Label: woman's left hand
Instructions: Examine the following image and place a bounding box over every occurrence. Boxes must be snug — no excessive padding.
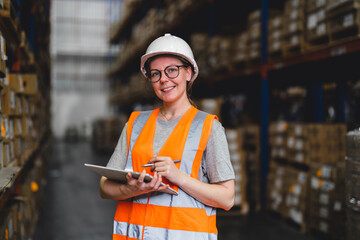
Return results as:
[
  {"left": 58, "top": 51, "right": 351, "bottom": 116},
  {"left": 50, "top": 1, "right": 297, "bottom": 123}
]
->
[{"left": 148, "top": 156, "right": 184, "bottom": 185}]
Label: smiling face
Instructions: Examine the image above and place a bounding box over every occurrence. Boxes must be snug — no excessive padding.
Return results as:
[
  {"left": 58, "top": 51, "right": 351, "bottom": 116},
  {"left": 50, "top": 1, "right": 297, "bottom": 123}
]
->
[{"left": 149, "top": 56, "right": 192, "bottom": 106}]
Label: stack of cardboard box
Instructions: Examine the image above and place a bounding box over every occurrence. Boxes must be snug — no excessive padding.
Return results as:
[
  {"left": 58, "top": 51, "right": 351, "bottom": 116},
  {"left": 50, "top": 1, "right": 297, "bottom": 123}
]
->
[
  {"left": 306, "top": 0, "right": 329, "bottom": 47},
  {"left": 247, "top": 10, "right": 262, "bottom": 64},
  {"left": 197, "top": 98, "right": 223, "bottom": 122},
  {"left": 282, "top": 166, "right": 309, "bottom": 230},
  {"left": 306, "top": 124, "right": 347, "bottom": 164},
  {"left": 243, "top": 124, "right": 261, "bottom": 211},
  {"left": 269, "top": 121, "right": 288, "bottom": 160},
  {"left": 4, "top": 73, "right": 39, "bottom": 166},
  {"left": 286, "top": 123, "right": 311, "bottom": 165},
  {"left": 225, "top": 128, "right": 248, "bottom": 213},
  {"left": 91, "top": 115, "right": 127, "bottom": 153},
  {"left": 190, "top": 33, "right": 211, "bottom": 76},
  {"left": 268, "top": 14, "right": 284, "bottom": 60},
  {"left": 267, "top": 121, "right": 347, "bottom": 236},
  {"left": 327, "top": 0, "right": 360, "bottom": 40},
  {"left": 266, "top": 161, "right": 287, "bottom": 213},
  {"left": 282, "top": 0, "right": 306, "bottom": 56},
  {"left": 345, "top": 128, "right": 360, "bottom": 240},
  {"left": 308, "top": 162, "right": 345, "bottom": 238},
  {"left": 233, "top": 32, "right": 249, "bottom": 69},
  {"left": 0, "top": 201, "right": 18, "bottom": 239}
]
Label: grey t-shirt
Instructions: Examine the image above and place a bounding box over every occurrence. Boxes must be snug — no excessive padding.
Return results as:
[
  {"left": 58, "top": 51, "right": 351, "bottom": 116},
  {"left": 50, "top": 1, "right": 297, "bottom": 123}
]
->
[{"left": 107, "top": 116, "right": 235, "bottom": 183}]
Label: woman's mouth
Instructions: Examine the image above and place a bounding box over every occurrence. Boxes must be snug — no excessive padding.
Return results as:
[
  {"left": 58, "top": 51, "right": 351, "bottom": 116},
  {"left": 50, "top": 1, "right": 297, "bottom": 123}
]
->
[{"left": 161, "top": 86, "right": 175, "bottom": 92}]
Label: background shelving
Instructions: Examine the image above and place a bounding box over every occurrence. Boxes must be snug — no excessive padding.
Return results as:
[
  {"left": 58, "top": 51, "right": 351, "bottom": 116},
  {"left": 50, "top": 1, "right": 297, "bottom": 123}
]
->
[
  {"left": 0, "top": 0, "right": 51, "bottom": 238},
  {"left": 97, "top": 0, "right": 360, "bottom": 239}
]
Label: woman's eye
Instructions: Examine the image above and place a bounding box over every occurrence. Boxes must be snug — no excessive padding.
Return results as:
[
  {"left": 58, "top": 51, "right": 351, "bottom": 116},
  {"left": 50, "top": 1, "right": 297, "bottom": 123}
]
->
[
  {"left": 167, "top": 67, "right": 177, "bottom": 73},
  {"left": 151, "top": 71, "right": 160, "bottom": 78}
]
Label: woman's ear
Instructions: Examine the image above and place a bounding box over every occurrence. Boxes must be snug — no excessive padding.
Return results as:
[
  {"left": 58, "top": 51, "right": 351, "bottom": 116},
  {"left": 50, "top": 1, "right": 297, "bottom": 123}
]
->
[{"left": 186, "top": 67, "right": 192, "bottom": 82}]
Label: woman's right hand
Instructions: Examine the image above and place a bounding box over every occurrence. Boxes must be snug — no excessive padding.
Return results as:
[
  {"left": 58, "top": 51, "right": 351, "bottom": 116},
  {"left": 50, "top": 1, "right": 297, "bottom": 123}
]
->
[
  {"left": 100, "top": 171, "right": 169, "bottom": 200},
  {"left": 126, "top": 170, "right": 168, "bottom": 195}
]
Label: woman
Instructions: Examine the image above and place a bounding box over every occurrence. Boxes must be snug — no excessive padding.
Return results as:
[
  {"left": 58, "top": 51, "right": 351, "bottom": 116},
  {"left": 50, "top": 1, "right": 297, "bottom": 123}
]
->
[{"left": 100, "top": 33, "right": 235, "bottom": 240}]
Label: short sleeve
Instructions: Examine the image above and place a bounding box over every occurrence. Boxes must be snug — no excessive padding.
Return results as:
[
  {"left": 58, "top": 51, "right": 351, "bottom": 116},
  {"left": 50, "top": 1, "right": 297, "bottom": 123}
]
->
[
  {"left": 203, "top": 119, "right": 235, "bottom": 183},
  {"left": 106, "top": 123, "right": 128, "bottom": 170}
]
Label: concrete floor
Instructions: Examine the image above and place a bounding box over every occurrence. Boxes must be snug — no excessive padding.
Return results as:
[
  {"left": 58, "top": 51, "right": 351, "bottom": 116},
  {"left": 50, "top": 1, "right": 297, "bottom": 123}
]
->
[{"left": 33, "top": 140, "right": 318, "bottom": 240}]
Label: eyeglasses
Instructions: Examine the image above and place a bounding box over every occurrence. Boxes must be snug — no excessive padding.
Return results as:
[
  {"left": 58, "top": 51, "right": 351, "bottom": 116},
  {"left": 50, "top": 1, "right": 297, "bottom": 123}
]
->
[{"left": 147, "top": 65, "right": 187, "bottom": 83}]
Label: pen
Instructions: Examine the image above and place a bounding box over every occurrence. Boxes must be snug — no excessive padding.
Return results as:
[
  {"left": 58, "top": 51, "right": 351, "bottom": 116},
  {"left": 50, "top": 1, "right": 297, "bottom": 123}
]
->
[{"left": 141, "top": 159, "right": 181, "bottom": 167}]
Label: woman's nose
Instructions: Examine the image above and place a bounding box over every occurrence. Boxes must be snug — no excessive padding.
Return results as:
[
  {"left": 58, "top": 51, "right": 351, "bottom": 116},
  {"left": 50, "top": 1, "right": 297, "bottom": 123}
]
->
[{"left": 159, "top": 71, "right": 169, "bottom": 82}]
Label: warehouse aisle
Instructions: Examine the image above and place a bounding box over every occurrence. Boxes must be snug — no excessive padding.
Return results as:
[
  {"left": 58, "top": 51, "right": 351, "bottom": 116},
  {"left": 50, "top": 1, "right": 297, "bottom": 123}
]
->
[
  {"left": 33, "top": 140, "right": 317, "bottom": 240},
  {"left": 33, "top": 140, "right": 116, "bottom": 240}
]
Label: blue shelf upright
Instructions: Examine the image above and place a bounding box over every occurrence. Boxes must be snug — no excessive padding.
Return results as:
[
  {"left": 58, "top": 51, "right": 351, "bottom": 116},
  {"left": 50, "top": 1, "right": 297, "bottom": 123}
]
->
[{"left": 260, "top": 0, "right": 269, "bottom": 208}]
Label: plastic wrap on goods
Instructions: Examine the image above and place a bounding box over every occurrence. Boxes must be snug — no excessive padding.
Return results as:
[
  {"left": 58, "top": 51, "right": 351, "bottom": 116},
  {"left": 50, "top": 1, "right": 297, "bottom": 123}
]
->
[
  {"left": 346, "top": 128, "right": 360, "bottom": 212},
  {"left": 346, "top": 128, "right": 360, "bottom": 159}
]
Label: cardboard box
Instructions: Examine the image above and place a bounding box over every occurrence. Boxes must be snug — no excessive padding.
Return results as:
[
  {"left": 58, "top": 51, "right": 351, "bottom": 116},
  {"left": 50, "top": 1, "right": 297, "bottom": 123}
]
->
[
  {"left": 21, "top": 74, "right": 38, "bottom": 95},
  {"left": 308, "top": 199, "right": 344, "bottom": 219},
  {"left": 307, "top": 0, "right": 327, "bottom": 12},
  {"left": 14, "top": 136, "right": 24, "bottom": 157},
  {"left": 310, "top": 162, "right": 345, "bottom": 181},
  {"left": 21, "top": 96, "right": 29, "bottom": 115},
  {"left": 308, "top": 216, "right": 345, "bottom": 238},
  {"left": 197, "top": 98, "right": 223, "bottom": 121},
  {"left": 306, "top": 9, "right": 328, "bottom": 41},
  {"left": 8, "top": 73, "right": 24, "bottom": 93},
  {"left": 21, "top": 116, "right": 30, "bottom": 138},
  {"left": 1, "top": 86, "right": 16, "bottom": 115},
  {"left": 15, "top": 199, "right": 33, "bottom": 240},
  {"left": 282, "top": 206, "right": 306, "bottom": 226},
  {"left": 346, "top": 208, "right": 360, "bottom": 240},
  {"left": 0, "top": 141, "right": 3, "bottom": 169},
  {"left": 2, "top": 140, "right": 11, "bottom": 167},
  {"left": 0, "top": 203, "right": 18, "bottom": 240},
  {"left": 269, "top": 121, "right": 288, "bottom": 135},
  {"left": 13, "top": 117, "right": 22, "bottom": 137}
]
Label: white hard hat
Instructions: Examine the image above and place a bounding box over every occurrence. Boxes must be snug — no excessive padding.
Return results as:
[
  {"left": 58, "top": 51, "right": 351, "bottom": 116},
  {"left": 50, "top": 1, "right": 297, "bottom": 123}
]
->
[{"left": 140, "top": 33, "right": 199, "bottom": 81}]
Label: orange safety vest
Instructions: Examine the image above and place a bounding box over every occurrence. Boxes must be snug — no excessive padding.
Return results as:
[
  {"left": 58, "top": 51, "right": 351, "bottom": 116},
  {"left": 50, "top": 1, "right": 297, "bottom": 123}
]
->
[{"left": 113, "top": 106, "right": 218, "bottom": 240}]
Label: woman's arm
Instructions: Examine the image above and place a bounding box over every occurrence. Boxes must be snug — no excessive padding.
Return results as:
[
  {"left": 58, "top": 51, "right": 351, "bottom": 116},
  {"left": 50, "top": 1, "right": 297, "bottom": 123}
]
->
[
  {"left": 99, "top": 170, "right": 169, "bottom": 200},
  {"left": 178, "top": 172, "right": 235, "bottom": 210},
  {"left": 148, "top": 156, "right": 235, "bottom": 210}
]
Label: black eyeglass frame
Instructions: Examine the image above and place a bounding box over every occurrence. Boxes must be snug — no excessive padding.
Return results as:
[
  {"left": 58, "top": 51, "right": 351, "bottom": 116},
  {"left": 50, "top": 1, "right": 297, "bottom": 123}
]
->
[{"left": 147, "top": 65, "right": 188, "bottom": 83}]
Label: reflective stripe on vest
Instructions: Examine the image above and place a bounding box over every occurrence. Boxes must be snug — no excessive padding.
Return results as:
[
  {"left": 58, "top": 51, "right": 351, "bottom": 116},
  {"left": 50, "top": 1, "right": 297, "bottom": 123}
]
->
[{"left": 114, "top": 106, "right": 218, "bottom": 240}]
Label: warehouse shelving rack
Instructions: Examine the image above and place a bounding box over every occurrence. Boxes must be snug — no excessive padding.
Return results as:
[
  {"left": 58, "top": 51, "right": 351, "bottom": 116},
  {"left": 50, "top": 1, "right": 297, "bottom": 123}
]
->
[
  {"left": 108, "top": 0, "right": 208, "bottom": 78},
  {"left": 108, "top": 0, "right": 358, "bottom": 217},
  {"left": 0, "top": 0, "right": 52, "bottom": 237}
]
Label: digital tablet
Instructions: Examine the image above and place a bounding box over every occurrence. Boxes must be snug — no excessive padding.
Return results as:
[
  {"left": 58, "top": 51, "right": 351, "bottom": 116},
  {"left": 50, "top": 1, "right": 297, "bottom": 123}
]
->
[{"left": 84, "top": 163, "right": 178, "bottom": 195}]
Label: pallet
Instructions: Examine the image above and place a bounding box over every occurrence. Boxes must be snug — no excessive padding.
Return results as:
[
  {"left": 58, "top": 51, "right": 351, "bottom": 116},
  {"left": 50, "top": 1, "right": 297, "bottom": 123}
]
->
[
  {"left": 330, "top": 25, "right": 360, "bottom": 41},
  {"left": 327, "top": 2, "right": 360, "bottom": 39},
  {"left": 306, "top": 20, "right": 331, "bottom": 48},
  {"left": 0, "top": 0, "right": 11, "bottom": 18},
  {"left": 308, "top": 228, "right": 346, "bottom": 240},
  {"left": 306, "top": 0, "right": 327, "bottom": 13},
  {"left": 327, "top": 0, "right": 360, "bottom": 13},
  {"left": 268, "top": 45, "right": 283, "bottom": 62},
  {"left": 249, "top": 200, "right": 262, "bottom": 212},
  {"left": 284, "top": 217, "right": 308, "bottom": 233},
  {"left": 218, "top": 202, "right": 249, "bottom": 216},
  {"left": 282, "top": 33, "right": 307, "bottom": 58},
  {"left": 265, "top": 210, "right": 308, "bottom": 234}
]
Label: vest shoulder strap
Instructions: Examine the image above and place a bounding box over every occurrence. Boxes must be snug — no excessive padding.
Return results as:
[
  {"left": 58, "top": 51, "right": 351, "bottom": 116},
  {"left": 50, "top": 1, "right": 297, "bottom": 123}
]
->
[
  {"left": 126, "top": 111, "right": 141, "bottom": 156},
  {"left": 190, "top": 112, "right": 218, "bottom": 179},
  {"left": 126, "top": 110, "right": 154, "bottom": 156}
]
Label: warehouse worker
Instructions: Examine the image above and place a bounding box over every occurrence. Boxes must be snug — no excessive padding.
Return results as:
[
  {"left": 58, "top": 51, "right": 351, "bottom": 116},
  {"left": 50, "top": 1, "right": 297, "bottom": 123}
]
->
[{"left": 99, "top": 33, "right": 235, "bottom": 240}]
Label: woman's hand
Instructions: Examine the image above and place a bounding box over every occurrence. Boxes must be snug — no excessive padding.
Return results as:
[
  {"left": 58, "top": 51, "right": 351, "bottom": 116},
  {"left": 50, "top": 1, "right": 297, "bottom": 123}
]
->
[
  {"left": 148, "top": 156, "right": 184, "bottom": 185},
  {"left": 126, "top": 170, "right": 168, "bottom": 195}
]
